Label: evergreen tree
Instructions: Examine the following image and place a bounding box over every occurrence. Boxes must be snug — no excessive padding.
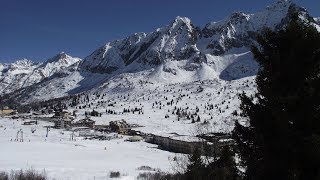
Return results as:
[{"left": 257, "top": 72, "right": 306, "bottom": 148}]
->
[
  {"left": 197, "top": 116, "right": 201, "bottom": 122},
  {"left": 185, "top": 149, "right": 206, "bottom": 180},
  {"left": 184, "top": 146, "right": 239, "bottom": 180},
  {"left": 232, "top": 16, "right": 320, "bottom": 180},
  {"left": 209, "top": 146, "right": 239, "bottom": 180}
]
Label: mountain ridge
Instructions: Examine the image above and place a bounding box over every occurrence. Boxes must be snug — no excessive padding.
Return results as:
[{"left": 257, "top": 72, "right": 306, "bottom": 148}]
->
[
  {"left": 1, "top": 0, "right": 319, "bottom": 104},
  {"left": 0, "top": 53, "right": 81, "bottom": 95}
]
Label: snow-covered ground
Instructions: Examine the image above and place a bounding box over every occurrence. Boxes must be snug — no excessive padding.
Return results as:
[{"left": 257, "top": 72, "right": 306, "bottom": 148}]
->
[
  {"left": 0, "top": 74, "right": 255, "bottom": 179},
  {"left": 0, "top": 118, "right": 177, "bottom": 180}
]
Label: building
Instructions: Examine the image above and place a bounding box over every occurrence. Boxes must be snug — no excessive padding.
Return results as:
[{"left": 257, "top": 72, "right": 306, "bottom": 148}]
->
[
  {"left": 146, "top": 134, "right": 214, "bottom": 155},
  {"left": 127, "top": 136, "right": 143, "bottom": 142},
  {"left": 54, "top": 111, "right": 70, "bottom": 118},
  {"left": 54, "top": 118, "right": 72, "bottom": 129},
  {"left": 72, "top": 118, "right": 95, "bottom": 128},
  {"left": 145, "top": 133, "right": 234, "bottom": 155},
  {"left": 109, "top": 120, "right": 131, "bottom": 134},
  {"left": 41, "top": 109, "right": 54, "bottom": 114},
  {"left": 0, "top": 107, "right": 16, "bottom": 115},
  {"left": 23, "top": 121, "right": 37, "bottom": 125}
]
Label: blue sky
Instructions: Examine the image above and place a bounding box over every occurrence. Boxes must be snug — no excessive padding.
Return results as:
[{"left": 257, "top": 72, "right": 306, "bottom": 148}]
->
[{"left": 0, "top": 0, "right": 319, "bottom": 63}]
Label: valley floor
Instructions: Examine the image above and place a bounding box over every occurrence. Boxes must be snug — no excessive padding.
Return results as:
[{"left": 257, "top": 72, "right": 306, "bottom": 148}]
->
[{"left": 0, "top": 118, "right": 176, "bottom": 180}]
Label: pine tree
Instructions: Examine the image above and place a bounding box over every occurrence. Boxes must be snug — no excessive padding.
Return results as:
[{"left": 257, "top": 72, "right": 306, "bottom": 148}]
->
[
  {"left": 185, "top": 148, "right": 205, "bottom": 180},
  {"left": 197, "top": 116, "right": 201, "bottom": 122},
  {"left": 232, "top": 16, "right": 320, "bottom": 180},
  {"left": 209, "top": 146, "right": 239, "bottom": 180}
]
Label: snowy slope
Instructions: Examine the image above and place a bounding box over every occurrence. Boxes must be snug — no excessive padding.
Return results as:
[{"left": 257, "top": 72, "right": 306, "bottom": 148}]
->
[
  {"left": 80, "top": 16, "right": 200, "bottom": 74},
  {"left": 0, "top": 59, "right": 38, "bottom": 94},
  {"left": 0, "top": 53, "right": 81, "bottom": 94},
  {"left": 79, "top": 0, "right": 298, "bottom": 76},
  {"left": 199, "top": 0, "right": 309, "bottom": 55}
]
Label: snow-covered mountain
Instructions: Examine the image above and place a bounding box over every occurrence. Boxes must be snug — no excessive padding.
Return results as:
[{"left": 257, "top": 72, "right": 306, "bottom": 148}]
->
[
  {"left": 80, "top": 0, "right": 314, "bottom": 78},
  {"left": 81, "top": 16, "right": 201, "bottom": 74},
  {"left": 1, "top": 0, "right": 318, "bottom": 104},
  {"left": 0, "top": 52, "right": 81, "bottom": 94}
]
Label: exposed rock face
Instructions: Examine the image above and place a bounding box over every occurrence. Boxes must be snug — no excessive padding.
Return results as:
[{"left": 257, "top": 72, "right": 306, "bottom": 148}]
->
[
  {"left": 2, "top": 0, "right": 319, "bottom": 104},
  {"left": 80, "top": 1, "right": 312, "bottom": 75},
  {"left": 80, "top": 16, "right": 201, "bottom": 74},
  {"left": 0, "top": 53, "right": 81, "bottom": 94}
]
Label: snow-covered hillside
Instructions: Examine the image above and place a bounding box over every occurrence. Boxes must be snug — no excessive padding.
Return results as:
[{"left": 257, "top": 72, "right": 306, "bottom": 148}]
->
[{"left": 0, "top": 52, "right": 81, "bottom": 94}]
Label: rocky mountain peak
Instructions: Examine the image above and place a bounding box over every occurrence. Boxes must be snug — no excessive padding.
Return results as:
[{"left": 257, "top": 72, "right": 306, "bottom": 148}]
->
[
  {"left": 266, "top": 0, "right": 293, "bottom": 11},
  {"left": 1, "top": 1, "right": 318, "bottom": 103},
  {"left": 12, "top": 59, "right": 34, "bottom": 67},
  {"left": 172, "top": 16, "right": 192, "bottom": 26},
  {"left": 46, "top": 52, "right": 73, "bottom": 63},
  {"left": 169, "top": 16, "right": 194, "bottom": 33},
  {"left": 57, "top": 52, "right": 68, "bottom": 59},
  {"left": 228, "top": 12, "right": 250, "bottom": 22}
]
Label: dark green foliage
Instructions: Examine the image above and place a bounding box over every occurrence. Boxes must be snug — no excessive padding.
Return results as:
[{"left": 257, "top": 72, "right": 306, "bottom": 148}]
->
[
  {"left": 208, "top": 147, "right": 239, "bottom": 180},
  {"left": 137, "top": 171, "right": 183, "bottom": 180},
  {"left": 141, "top": 146, "right": 239, "bottom": 180},
  {"left": 90, "top": 109, "right": 101, "bottom": 116},
  {"left": 196, "top": 116, "right": 201, "bottom": 122},
  {"left": 232, "top": 110, "right": 238, "bottom": 116},
  {"left": 233, "top": 17, "right": 320, "bottom": 180},
  {"left": 184, "top": 146, "right": 239, "bottom": 180},
  {"left": 0, "top": 169, "right": 47, "bottom": 180},
  {"left": 109, "top": 171, "right": 120, "bottom": 178},
  {"left": 185, "top": 149, "right": 206, "bottom": 180}
]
